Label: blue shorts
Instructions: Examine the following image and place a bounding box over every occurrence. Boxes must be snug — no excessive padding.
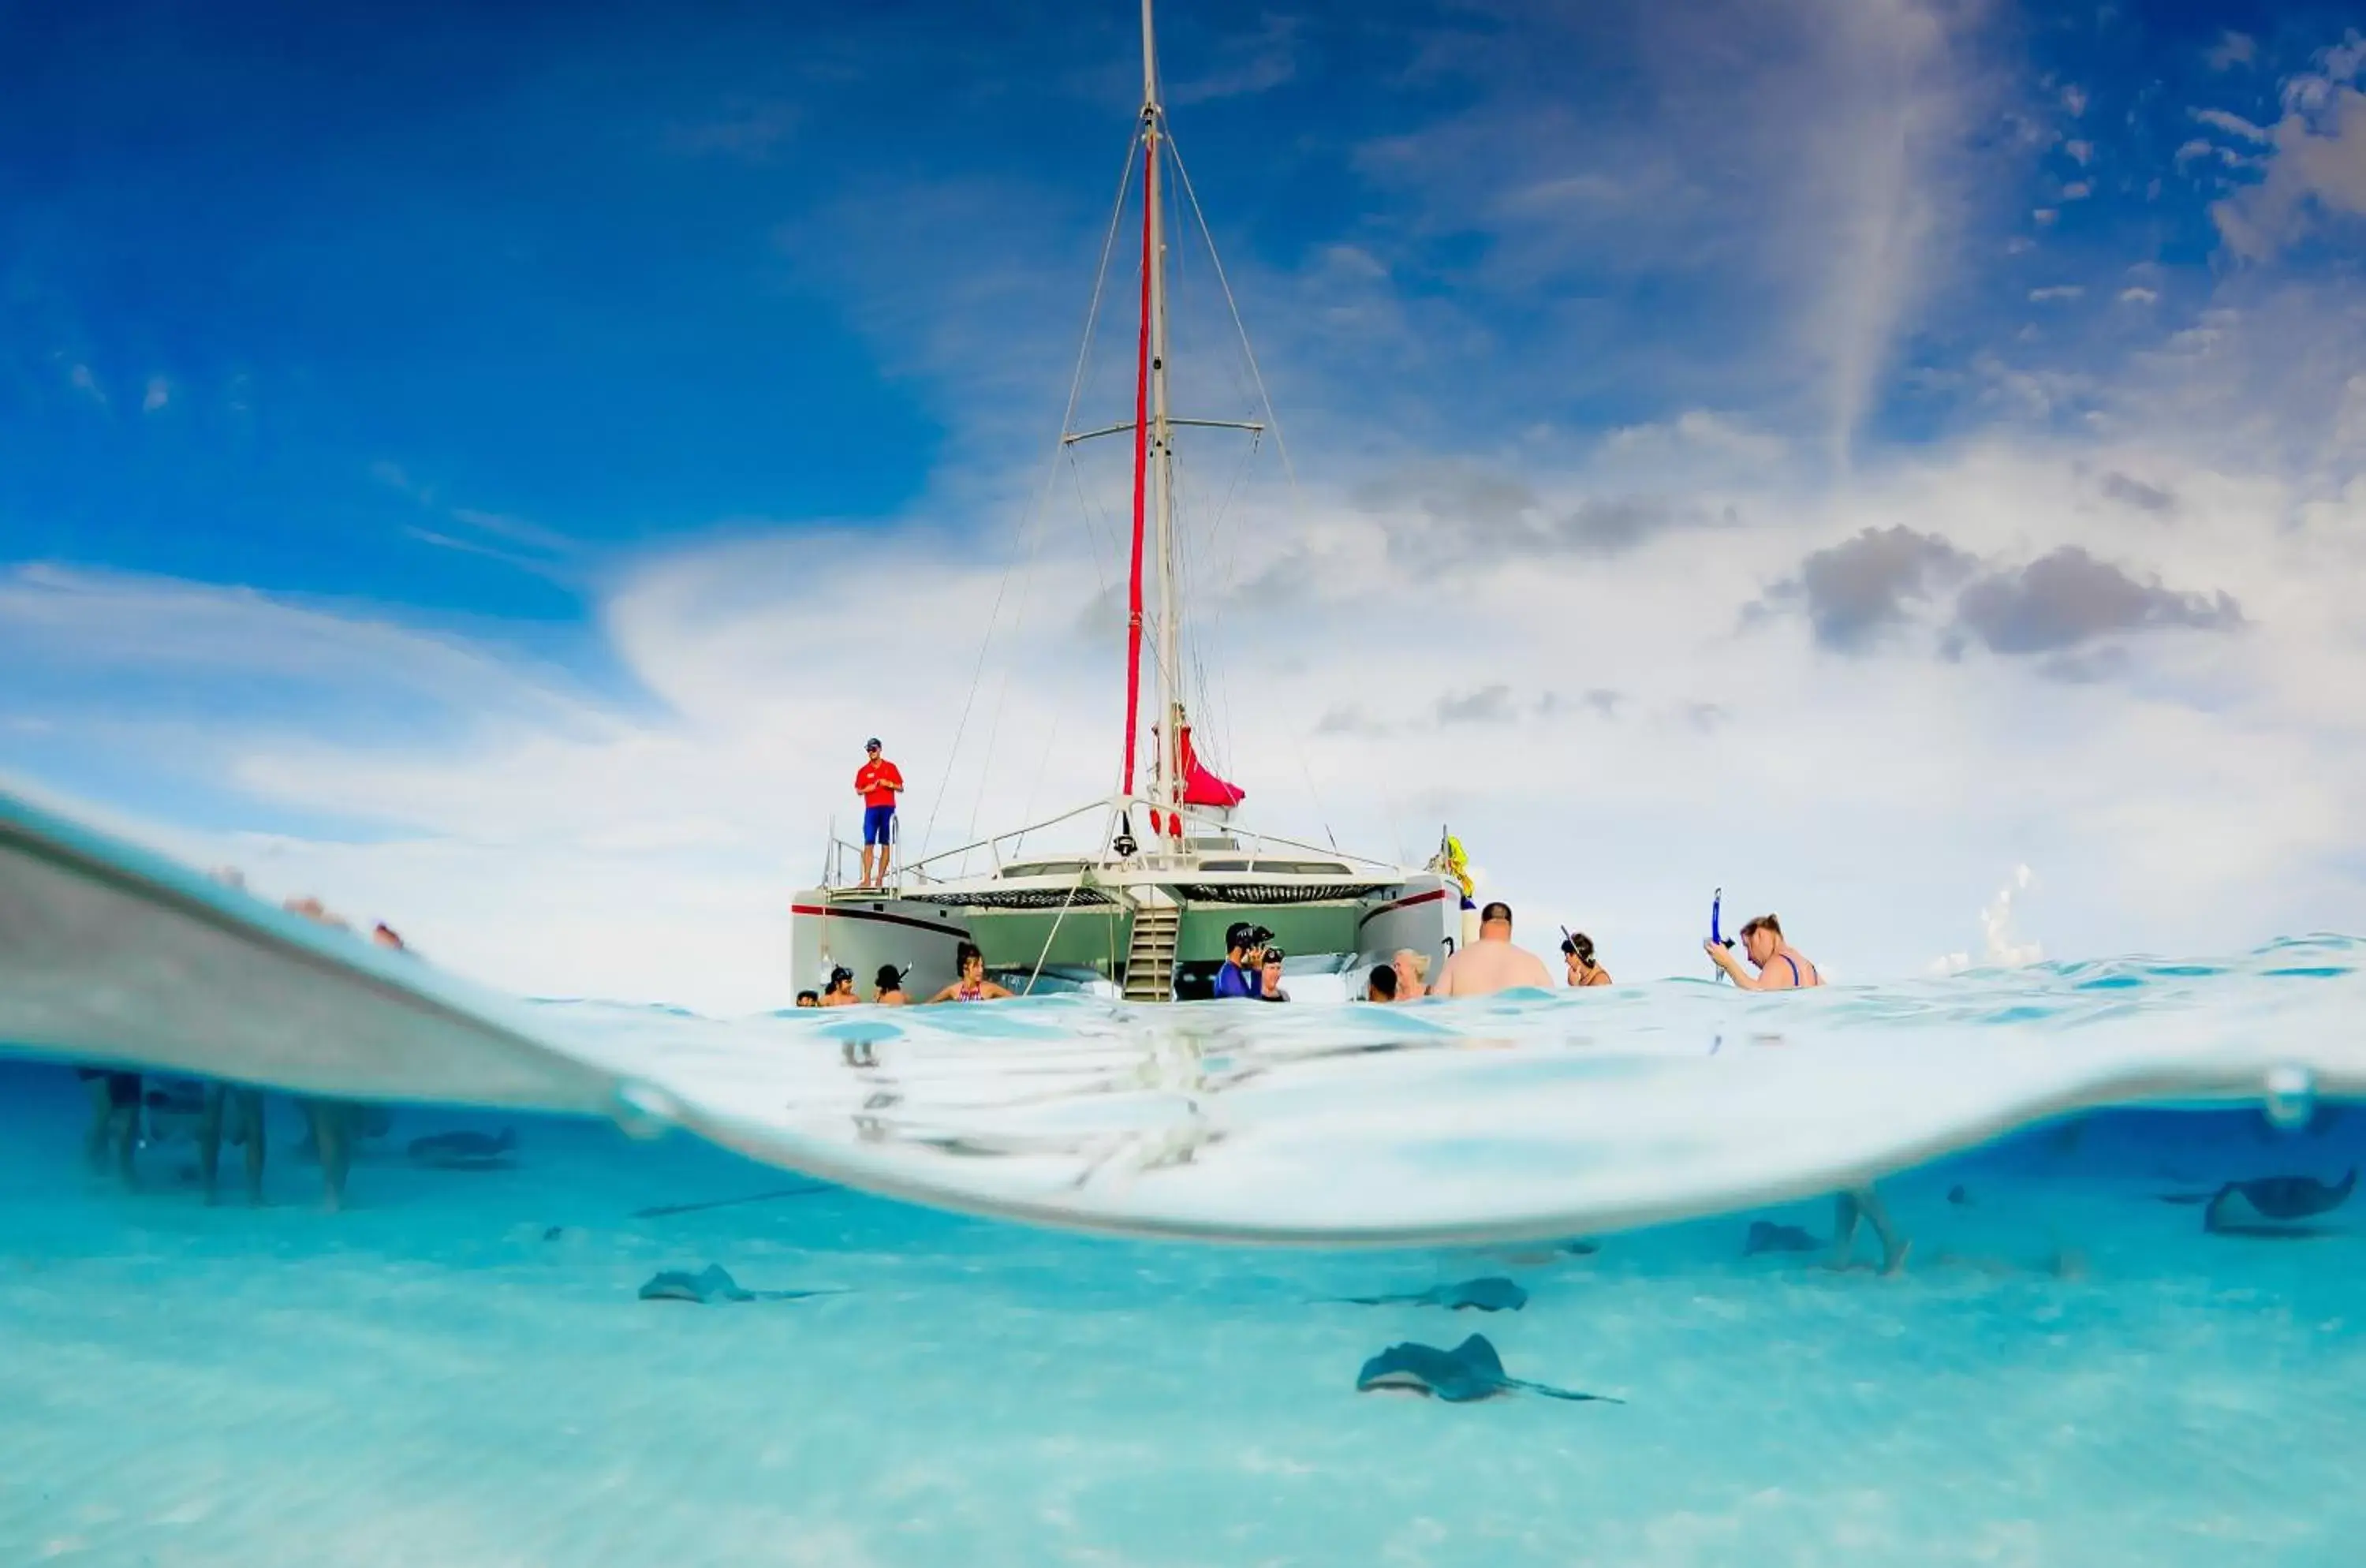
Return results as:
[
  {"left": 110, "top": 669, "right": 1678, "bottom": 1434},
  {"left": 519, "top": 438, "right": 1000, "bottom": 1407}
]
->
[{"left": 862, "top": 805, "right": 896, "bottom": 846}]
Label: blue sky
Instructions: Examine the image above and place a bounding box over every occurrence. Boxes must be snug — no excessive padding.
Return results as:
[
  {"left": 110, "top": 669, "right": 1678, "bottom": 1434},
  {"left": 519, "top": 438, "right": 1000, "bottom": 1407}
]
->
[{"left": 6, "top": 1, "right": 2365, "bottom": 1007}]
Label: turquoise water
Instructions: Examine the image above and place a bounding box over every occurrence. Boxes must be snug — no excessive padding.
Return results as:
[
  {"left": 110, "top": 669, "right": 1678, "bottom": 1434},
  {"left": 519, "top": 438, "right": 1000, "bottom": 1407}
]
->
[{"left": 5, "top": 940, "right": 2366, "bottom": 1564}]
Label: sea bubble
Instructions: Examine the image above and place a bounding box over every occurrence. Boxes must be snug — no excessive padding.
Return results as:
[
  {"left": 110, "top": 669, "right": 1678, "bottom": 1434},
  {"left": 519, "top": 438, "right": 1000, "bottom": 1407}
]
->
[
  {"left": 612, "top": 1078, "right": 685, "bottom": 1141},
  {"left": 2262, "top": 1063, "right": 2316, "bottom": 1130}
]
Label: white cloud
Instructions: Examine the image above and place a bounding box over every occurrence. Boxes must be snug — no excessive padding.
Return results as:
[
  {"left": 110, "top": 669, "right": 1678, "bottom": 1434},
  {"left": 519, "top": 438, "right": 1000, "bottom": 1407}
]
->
[
  {"left": 1601, "top": 409, "right": 1789, "bottom": 467},
  {"left": 141, "top": 376, "right": 170, "bottom": 413},
  {"left": 2119, "top": 286, "right": 2159, "bottom": 304},
  {"left": 2028, "top": 285, "right": 2084, "bottom": 301},
  {"left": 2213, "top": 35, "right": 2366, "bottom": 261},
  {"left": 2206, "top": 32, "right": 2257, "bottom": 72},
  {"left": 68, "top": 364, "right": 106, "bottom": 406},
  {"left": 2194, "top": 106, "right": 2271, "bottom": 143},
  {"left": 2060, "top": 181, "right": 2092, "bottom": 200},
  {"left": 2060, "top": 84, "right": 2088, "bottom": 117},
  {"left": 2064, "top": 139, "right": 2093, "bottom": 165}
]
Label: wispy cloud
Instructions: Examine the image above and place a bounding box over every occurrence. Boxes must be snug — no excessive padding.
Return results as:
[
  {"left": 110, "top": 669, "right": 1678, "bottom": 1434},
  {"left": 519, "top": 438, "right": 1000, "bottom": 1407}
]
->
[
  {"left": 372, "top": 462, "right": 580, "bottom": 581},
  {"left": 2195, "top": 106, "right": 2272, "bottom": 143},
  {"left": 667, "top": 100, "right": 799, "bottom": 160},
  {"left": 1329, "top": 0, "right": 1998, "bottom": 469},
  {"left": 2212, "top": 32, "right": 2366, "bottom": 261},
  {"left": 2205, "top": 32, "right": 2257, "bottom": 72},
  {"left": 1167, "top": 13, "right": 1301, "bottom": 105}
]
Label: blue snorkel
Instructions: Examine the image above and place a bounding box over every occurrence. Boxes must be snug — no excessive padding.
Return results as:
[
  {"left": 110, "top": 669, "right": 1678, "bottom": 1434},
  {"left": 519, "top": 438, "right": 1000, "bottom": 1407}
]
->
[{"left": 1710, "top": 887, "right": 1733, "bottom": 982}]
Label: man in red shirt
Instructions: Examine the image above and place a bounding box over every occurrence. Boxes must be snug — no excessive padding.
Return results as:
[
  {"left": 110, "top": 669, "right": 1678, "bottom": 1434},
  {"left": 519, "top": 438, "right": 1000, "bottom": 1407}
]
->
[{"left": 854, "top": 737, "right": 904, "bottom": 887}]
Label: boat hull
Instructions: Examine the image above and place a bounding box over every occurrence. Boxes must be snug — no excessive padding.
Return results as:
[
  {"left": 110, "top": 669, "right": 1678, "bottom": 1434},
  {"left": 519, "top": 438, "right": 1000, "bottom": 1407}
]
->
[
  {"left": 788, "top": 872, "right": 1459, "bottom": 1001},
  {"left": 787, "top": 895, "right": 975, "bottom": 1002}
]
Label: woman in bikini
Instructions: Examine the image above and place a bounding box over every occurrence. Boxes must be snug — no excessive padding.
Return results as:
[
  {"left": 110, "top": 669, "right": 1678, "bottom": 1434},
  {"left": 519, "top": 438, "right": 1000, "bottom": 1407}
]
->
[
  {"left": 927, "top": 942, "right": 1014, "bottom": 1003},
  {"left": 1561, "top": 931, "right": 1613, "bottom": 987},
  {"left": 1704, "top": 913, "right": 1818, "bottom": 990}
]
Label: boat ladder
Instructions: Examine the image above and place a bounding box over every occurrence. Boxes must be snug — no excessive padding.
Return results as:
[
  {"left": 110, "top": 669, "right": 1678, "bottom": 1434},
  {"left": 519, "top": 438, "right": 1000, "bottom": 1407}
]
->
[{"left": 1121, "top": 899, "right": 1180, "bottom": 1002}]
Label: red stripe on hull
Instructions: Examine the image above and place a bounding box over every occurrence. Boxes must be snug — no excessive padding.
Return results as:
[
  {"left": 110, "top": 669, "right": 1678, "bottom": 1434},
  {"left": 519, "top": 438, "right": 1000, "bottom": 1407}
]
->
[{"left": 1357, "top": 887, "right": 1451, "bottom": 928}]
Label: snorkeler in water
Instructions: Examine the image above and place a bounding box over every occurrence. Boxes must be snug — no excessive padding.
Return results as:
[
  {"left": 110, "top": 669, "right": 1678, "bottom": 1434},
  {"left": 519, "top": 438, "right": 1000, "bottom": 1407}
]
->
[
  {"left": 1705, "top": 913, "right": 1818, "bottom": 990},
  {"left": 927, "top": 943, "right": 1014, "bottom": 1003},
  {"left": 1561, "top": 931, "right": 1611, "bottom": 987},
  {"left": 1709, "top": 907, "right": 1907, "bottom": 1272}
]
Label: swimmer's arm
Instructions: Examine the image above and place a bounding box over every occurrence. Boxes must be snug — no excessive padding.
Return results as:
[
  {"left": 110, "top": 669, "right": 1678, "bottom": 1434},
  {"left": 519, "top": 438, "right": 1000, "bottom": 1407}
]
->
[
  {"left": 923, "top": 983, "right": 962, "bottom": 1003},
  {"left": 982, "top": 980, "right": 1014, "bottom": 999},
  {"left": 1705, "top": 941, "right": 1762, "bottom": 988}
]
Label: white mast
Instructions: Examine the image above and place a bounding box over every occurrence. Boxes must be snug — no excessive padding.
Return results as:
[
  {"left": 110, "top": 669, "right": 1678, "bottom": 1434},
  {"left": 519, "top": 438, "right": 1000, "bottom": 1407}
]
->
[{"left": 1140, "top": 0, "right": 1182, "bottom": 834}]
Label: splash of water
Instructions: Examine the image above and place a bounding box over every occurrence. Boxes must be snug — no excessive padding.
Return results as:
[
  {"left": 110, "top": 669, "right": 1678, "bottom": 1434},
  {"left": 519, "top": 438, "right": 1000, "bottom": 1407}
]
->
[{"left": 1932, "top": 864, "right": 2042, "bottom": 975}]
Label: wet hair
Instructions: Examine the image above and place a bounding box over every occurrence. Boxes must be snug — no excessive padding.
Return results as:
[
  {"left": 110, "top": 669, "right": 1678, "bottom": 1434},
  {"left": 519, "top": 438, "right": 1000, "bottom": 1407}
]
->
[
  {"left": 827, "top": 965, "right": 855, "bottom": 991},
  {"left": 795, "top": 990, "right": 819, "bottom": 1006},
  {"left": 955, "top": 941, "right": 983, "bottom": 971},
  {"left": 1480, "top": 901, "right": 1513, "bottom": 926},
  {"left": 1367, "top": 964, "right": 1398, "bottom": 1001},
  {"left": 1738, "top": 914, "right": 1782, "bottom": 940},
  {"left": 1562, "top": 931, "right": 1595, "bottom": 966},
  {"left": 875, "top": 964, "right": 904, "bottom": 991}
]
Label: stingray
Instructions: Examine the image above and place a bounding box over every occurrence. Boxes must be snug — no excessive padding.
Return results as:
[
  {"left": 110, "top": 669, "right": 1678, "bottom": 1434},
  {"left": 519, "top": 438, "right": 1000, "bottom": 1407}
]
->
[
  {"left": 2204, "top": 1169, "right": 2356, "bottom": 1237},
  {"left": 1323, "top": 1277, "right": 1528, "bottom": 1312},
  {"left": 408, "top": 1129, "right": 517, "bottom": 1169},
  {"left": 1745, "top": 1221, "right": 1822, "bottom": 1256},
  {"left": 636, "top": 1265, "right": 848, "bottom": 1305},
  {"left": 1354, "top": 1335, "right": 1620, "bottom": 1404}
]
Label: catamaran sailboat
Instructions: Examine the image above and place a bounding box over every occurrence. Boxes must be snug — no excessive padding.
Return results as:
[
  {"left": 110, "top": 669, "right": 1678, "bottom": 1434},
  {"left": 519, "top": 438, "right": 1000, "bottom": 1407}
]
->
[{"left": 788, "top": 0, "right": 1465, "bottom": 1002}]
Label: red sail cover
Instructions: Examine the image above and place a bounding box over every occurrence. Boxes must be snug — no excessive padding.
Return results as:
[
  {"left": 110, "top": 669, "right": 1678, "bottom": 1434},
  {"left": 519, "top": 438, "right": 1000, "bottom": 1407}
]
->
[
  {"left": 1153, "top": 724, "right": 1243, "bottom": 838},
  {"left": 1177, "top": 725, "right": 1244, "bottom": 808}
]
